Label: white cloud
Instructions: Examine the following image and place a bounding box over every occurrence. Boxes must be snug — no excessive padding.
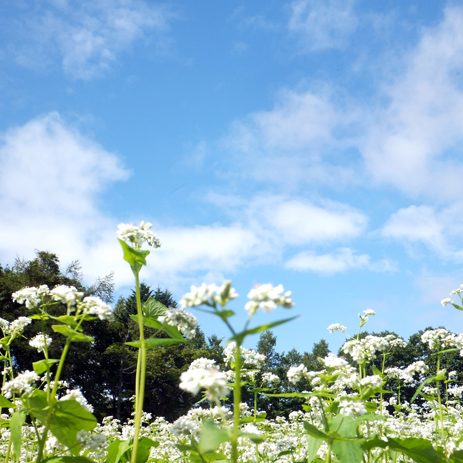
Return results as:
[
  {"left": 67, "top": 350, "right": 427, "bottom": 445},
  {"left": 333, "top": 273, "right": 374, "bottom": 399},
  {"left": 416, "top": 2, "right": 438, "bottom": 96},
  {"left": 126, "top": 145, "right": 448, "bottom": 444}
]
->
[
  {"left": 244, "top": 195, "right": 367, "bottom": 245},
  {"left": 0, "top": 115, "right": 272, "bottom": 292},
  {"left": 6, "top": 0, "right": 171, "bottom": 79},
  {"left": 285, "top": 248, "right": 396, "bottom": 274},
  {"left": 381, "top": 206, "right": 446, "bottom": 252},
  {"left": 288, "top": 0, "right": 358, "bottom": 51},
  {"left": 362, "top": 6, "right": 463, "bottom": 199}
]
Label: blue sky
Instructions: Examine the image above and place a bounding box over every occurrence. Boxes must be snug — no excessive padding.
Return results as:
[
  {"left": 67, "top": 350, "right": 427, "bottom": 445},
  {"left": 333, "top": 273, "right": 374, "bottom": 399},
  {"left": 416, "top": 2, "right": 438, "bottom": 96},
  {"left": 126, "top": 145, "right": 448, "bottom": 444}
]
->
[{"left": 1, "top": 0, "right": 463, "bottom": 355}]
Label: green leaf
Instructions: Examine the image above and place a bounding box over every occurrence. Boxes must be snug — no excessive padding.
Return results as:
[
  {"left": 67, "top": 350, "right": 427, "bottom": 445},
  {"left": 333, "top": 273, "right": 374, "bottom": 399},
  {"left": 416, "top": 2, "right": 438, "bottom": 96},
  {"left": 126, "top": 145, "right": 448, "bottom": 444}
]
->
[
  {"left": 29, "top": 314, "right": 49, "bottom": 320},
  {"left": 49, "top": 315, "right": 78, "bottom": 326},
  {"left": 32, "top": 397, "right": 97, "bottom": 455},
  {"left": 142, "top": 298, "right": 167, "bottom": 318},
  {"left": 431, "top": 348, "right": 460, "bottom": 356},
  {"left": 118, "top": 239, "right": 150, "bottom": 275},
  {"left": 229, "top": 317, "right": 298, "bottom": 344},
  {"left": 411, "top": 375, "right": 442, "bottom": 403},
  {"left": 33, "top": 358, "right": 60, "bottom": 375},
  {"left": 106, "top": 439, "right": 132, "bottom": 463},
  {"left": 198, "top": 421, "right": 231, "bottom": 454},
  {"left": 126, "top": 337, "right": 188, "bottom": 348},
  {"left": 451, "top": 302, "right": 463, "bottom": 311},
  {"left": 52, "top": 325, "right": 94, "bottom": 342},
  {"left": 10, "top": 409, "right": 27, "bottom": 460},
  {"left": 134, "top": 437, "right": 159, "bottom": 463},
  {"left": 363, "top": 437, "right": 445, "bottom": 463},
  {"left": 129, "top": 314, "right": 184, "bottom": 340},
  {"left": 303, "top": 422, "right": 329, "bottom": 440},
  {"left": 306, "top": 435, "right": 323, "bottom": 463},
  {"left": 41, "top": 458, "right": 96, "bottom": 463},
  {"left": 0, "top": 395, "right": 14, "bottom": 408},
  {"left": 450, "top": 449, "right": 463, "bottom": 463},
  {"left": 332, "top": 439, "right": 363, "bottom": 463}
]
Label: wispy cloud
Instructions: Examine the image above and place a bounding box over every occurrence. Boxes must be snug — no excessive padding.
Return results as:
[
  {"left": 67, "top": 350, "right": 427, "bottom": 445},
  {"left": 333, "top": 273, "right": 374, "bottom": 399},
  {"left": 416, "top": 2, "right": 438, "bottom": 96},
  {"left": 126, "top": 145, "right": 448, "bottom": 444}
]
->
[
  {"left": 4, "top": 0, "right": 172, "bottom": 79},
  {"left": 361, "top": 6, "right": 463, "bottom": 199},
  {"left": 285, "top": 248, "right": 397, "bottom": 274},
  {"left": 288, "top": 0, "right": 358, "bottom": 51}
]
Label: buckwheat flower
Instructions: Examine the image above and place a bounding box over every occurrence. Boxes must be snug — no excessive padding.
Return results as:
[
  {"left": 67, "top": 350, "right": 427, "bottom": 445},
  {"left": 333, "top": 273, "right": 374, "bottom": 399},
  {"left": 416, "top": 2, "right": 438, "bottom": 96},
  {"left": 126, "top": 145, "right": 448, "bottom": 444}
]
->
[
  {"left": 0, "top": 317, "right": 9, "bottom": 332},
  {"left": 171, "top": 416, "right": 200, "bottom": 437},
  {"left": 79, "top": 296, "right": 113, "bottom": 320},
  {"left": 2, "top": 370, "right": 39, "bottom": 398},
  {"left": 117, "top": 221, "right": 161, "bottom": 249},
  {"left": 29, "top": 332, "right": 52, "bottom": 353},
  {"left": 50, "top": 285, "right": 83, "bottom": 306},
  {"left": 12, "top": 285, "right": 49, "bottom": 309},
  {"left": 262, "top": 372, "right": 280, "bottom": 385},
  {"left": 442, "top": 298, "right": 453, "bottom": 307},
  {"left": 60, "top": 388, "right": 94, "bottom": 413},
  {"left": 9, "top": 317, "right": 32, "bottom": 336},
  {"left": 322, "top": 353, "right": 349, "bottom": 370},
  {"left": 223, "top": 342, "right": 237, "bottom": 364},
  {"left": 244, "top": 350, "right": 266, "bottom": 368},
  {"left": 188, "top": 358, "right": 218, "bottom": 370},
  {"left": 339, "top": 400, "right": 367, "bottom": 417},
  {"left": 179, "top": 368, "right": 230, "bottom": 400},
  {"left": 363, "top": 309, "right": 376, "bottom": 316},
  {"left": 287, "top": 364, "right": 308, "bottom": 384},
  {"left": 158, "top": 307, "right": 198, "bottom": 339},
  {"left": 180, "top": 281, "right": 239, "bottom": 308},
  {"left": 327, "top": 323, "right": 347, "bottom": 333},
  {"left": 360, "top": 375, "right": 383, "bottom": 389},
  {"left": 77, "top": 430, "right": 107, "bottom": 451},
  {"left": 245, "top": 284, "right": 294, "bottom": 317},
  {"left": 421, "top": 329, "right": 454, "bottom": 351}
]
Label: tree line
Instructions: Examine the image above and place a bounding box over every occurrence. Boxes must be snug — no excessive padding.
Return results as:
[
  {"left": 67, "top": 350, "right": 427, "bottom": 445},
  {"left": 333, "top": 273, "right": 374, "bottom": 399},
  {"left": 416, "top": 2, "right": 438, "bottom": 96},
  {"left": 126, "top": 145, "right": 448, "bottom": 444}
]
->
[{"left": 1, "top": 251, "right": 461, "bottom": 422}]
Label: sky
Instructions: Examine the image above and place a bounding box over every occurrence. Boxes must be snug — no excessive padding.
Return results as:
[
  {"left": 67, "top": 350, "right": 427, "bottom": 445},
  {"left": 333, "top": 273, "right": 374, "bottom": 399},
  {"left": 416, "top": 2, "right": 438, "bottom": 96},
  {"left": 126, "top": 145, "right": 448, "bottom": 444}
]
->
[{"left": 1, "top": 0, "right": 463, "bottom": 356}]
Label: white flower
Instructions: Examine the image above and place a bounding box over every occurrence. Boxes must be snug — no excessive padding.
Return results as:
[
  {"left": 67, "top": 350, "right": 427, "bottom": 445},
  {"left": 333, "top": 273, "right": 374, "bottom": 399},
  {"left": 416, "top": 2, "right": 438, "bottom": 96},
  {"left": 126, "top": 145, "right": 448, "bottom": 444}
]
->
[
  {"left": 8, "top": 317, "right": 32, "bottom": 336},
  {"left": 60, "top": 388, "right": 94, "bottom": 413},
  {"left": 363, "top": 309, "right": 376, "bottom": 316},
  {"left": 2, "top": 370, "right": 39, "bottom": 398},
  {"left": 29, "top": 333, "right": 52, "bottom": 353},
  {"left": 287, "top": 364, "right": 308, "bottom": 384},
  {"left": 179, "top": 368, "right": 230, "bottom": 400},
  {"left": 360, "top": 375, "right": 383, "bottom": 389},
  {"left": 158, "top": 307, "right": 198, "bottom": 339},
  {"left": 117, "top": 221, "right": 161, "bottom": 249},
  {"left": 171, "top": 416, "right": 200, "bottom": 437},
  {"left": 322, "top": 353, "right": 349, "bottom": 370},
  {"left": 327, "top": 323, "right": 347, "bottom": 333},
  {"left": 188, "top": 358, "right": 218, "bottom": 370},
  {"left": 12, "top": 285, "right": 49, "bottom": 309},
  {"left": 262, "top": 372, "right": 280, "bottom": 385},
  {"left": 79, "top": 296, "right": 113, "bottom": 320},
  {"left": 442, "top": 298, "right": 452, "bottom": 307},
  {"left": 77, "top": 430, "right": 107, "bottom": 450},
  {"left": 180, "top": 280, "right": 238, "bottom": 308},
  {"left": 50, "top": 285, "right": 83, "bottom": 306},
  {"left": 339, "top": 400, "right": 367, "bottom": 416},
  {"left": 245, "top": 284, "right": 294, "bottom": 317},
  {"left": 244, "top": 350, "right": 266, "bottom": 368}
]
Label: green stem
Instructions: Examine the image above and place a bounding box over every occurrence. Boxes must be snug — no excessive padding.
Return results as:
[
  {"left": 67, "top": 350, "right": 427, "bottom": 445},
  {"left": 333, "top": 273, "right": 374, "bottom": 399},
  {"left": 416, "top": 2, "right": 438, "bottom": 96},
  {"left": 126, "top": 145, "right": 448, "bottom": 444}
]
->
[
  {"left": 231, "top": 343, "right": 242, "bottom": 463},
  {"left": 131, "top": 271, "right": 146, "bottom": 463},
  {"left": 36, "top": 337, "right": 72, "bottom": 463}
]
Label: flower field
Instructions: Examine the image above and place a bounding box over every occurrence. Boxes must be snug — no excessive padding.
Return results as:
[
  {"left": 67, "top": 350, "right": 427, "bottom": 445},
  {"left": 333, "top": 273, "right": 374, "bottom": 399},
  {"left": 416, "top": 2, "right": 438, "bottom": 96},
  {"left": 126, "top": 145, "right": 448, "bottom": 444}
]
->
[{"left": 1, "top": 222, "right": 463, "bottom": 463}]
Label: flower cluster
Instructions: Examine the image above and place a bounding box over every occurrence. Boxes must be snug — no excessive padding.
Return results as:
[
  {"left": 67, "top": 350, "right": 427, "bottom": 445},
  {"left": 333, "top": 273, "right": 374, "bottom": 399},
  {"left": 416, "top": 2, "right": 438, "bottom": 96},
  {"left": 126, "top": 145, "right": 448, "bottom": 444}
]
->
[
  {"left": 327, "top": 323, "right": 347, "bottom": 333},
  {"left": 79, "top": 296, "right": 113, "bottom": 321},
  {"left": 12, "top": 285, "right": 49, "bottom": 309},
  {"left": 117, "top": 221, "right": 161, "bottom": 249},
  {"left": 29, "top": 332, "right": 52, "bottom": 353},
  {"left": 179, "top": 362, "right": 230, "bottom": 401},
  {"left": 2, "top": 370, "right": 39, "bottom": 398},
  {"left": 245, "top": 284, "right": 294, "bottom": 317},
  {"left": 287, "top": 364, "right": 308, "bottom": 384},
  {"left": 60, "top": 388, "right": 94, "bottom": 413},
  {"left": 158, "top": 307, "right": 198, "bottom": 339},
  {"left": 180, "top": 281, "right": 238, "bottom": 308}
]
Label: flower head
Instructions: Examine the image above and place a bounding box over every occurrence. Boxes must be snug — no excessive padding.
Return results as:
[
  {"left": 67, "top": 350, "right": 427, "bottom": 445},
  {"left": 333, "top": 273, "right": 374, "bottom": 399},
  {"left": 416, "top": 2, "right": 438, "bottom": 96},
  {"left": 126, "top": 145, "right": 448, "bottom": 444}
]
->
[
  {"left": 12, "top": 285, "right": 49, "bottom": 309},
  {"left": 327, "top": 323, "right": 347, "bottom": 334},
  {"left": 117, "top": 221, "right": 161, "bottom": 249},
  {"left": 180, "top": 280, "right": 238, "bottom": 308},
  {"left": 158, "top": 307, "right": 198, "bottom": 339},
  {"left": 79, "top": 296, "right": 113, "bottom": 320},
  {"left": 179, "top": 368, "right": 230, "bottom": 401},
  {"left": 29, "top": 333, "right": 52, "bottom": 353},
  {"left": 2, "top": 370, "right": 39, "bottom": 398},
  {"left": 245, "top": 284, "right": 294, "bottom": 317},
  {"left": 50, "top": 285, "right": 83, "bottom": 306}
]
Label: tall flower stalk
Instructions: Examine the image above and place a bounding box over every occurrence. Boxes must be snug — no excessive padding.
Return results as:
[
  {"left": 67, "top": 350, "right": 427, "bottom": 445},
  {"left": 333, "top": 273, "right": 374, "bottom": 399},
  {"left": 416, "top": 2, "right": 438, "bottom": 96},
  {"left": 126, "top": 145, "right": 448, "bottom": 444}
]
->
[{"left": 117, "top": 221, "right": 161, "bottom": 463}]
